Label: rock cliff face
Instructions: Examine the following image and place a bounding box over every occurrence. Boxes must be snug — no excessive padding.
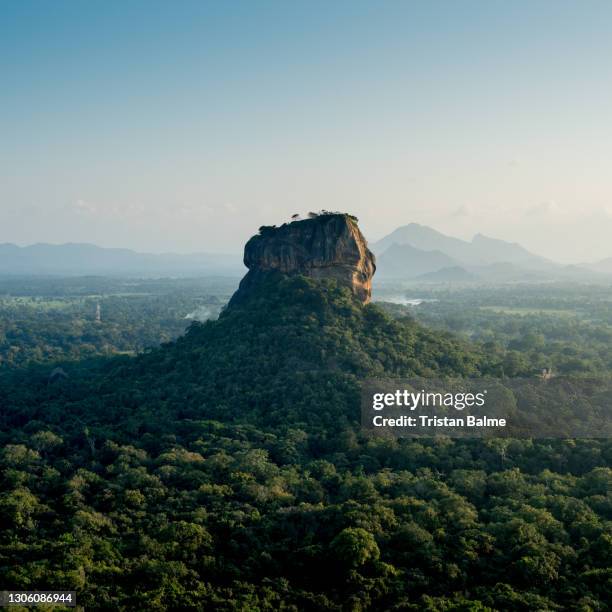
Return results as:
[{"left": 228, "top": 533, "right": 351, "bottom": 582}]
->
[{"left": 229, "top": 214, "right": 376, "bottom": 305}]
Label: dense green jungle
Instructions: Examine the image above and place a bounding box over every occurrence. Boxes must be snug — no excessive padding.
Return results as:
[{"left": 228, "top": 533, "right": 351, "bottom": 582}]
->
[{"left": 0, "top": 275, "right": 610, "bottom": 610}]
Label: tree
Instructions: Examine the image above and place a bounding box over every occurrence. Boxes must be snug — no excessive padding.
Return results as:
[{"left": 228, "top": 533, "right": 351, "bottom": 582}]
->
[{"left": 330, "top": 527, "right": 380, "bottom": 568}]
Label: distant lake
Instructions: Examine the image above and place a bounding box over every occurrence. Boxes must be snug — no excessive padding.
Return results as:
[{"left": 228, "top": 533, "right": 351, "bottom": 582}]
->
[{"left": 375, "top": 296, "right": 438, "bottom": 306}]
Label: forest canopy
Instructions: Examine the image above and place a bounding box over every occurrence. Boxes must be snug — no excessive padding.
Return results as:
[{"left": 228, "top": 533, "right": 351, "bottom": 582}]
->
[{"left": 0, "top": 276, "right": 610, "bottom": 610}]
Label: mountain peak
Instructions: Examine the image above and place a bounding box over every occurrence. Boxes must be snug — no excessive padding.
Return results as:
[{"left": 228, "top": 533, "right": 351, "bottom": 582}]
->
[
  {"left": 373, "top": 222, "right": 552, "bottom": 271},
  {"left": 228, "top": 213, "right": 376, "bottom": 306}
]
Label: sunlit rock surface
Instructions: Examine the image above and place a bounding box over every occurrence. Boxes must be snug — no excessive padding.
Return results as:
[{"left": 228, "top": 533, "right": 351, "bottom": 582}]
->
[{"left": 229, "top": 213, "right": 376, "bottom": 305}]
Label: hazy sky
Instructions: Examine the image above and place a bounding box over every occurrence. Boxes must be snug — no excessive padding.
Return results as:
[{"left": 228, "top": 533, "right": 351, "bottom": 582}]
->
[{"left": 2, "top": 1, "right": 612, "bottom": 263}]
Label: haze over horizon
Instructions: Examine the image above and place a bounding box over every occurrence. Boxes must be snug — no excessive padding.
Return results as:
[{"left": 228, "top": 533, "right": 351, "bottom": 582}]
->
[
  {"left": 0, "top": 220, "right": 576, "bottom": 265},
  {"left": 3, "top": 1, "right": 612, "bottom": 263}
]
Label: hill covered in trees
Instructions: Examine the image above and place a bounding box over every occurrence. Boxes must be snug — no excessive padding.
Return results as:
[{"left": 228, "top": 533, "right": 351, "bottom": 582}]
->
[{"left": 0, "top": 275, "right": 610, "bottom": 610}]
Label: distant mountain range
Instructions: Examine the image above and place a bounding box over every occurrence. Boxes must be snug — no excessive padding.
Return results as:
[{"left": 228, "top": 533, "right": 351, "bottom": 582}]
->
[
  {"left": 1, "top": 223, "right": 611, "bottom": 283},
  {"left": 373, "top": 223, "right": 552, "bottom": 267},
  {"left": 376, "top": 243, "right": 457, "bottom": 279},
  {"left": 582, "top": 257, "right": 612, "bottom": 275},
  {"left": 373, "top": 223, "right": 612, "bottom": 282},
  {"left": 0, "top": 243, "right": 244, "bottom": 276},
  {"left": 415, "top": 266, "right": 477, "bottom": 282}
]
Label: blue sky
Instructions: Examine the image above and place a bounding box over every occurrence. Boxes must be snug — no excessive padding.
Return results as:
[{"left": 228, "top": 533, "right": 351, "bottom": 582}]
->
[{"left": 2, "top": 1, "right": 612, "bottom": 261}]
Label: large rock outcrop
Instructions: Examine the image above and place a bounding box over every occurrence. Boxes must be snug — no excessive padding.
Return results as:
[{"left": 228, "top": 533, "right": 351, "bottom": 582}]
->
[{"left": 229, "top": 213, "right": 376, "bottom": 306}]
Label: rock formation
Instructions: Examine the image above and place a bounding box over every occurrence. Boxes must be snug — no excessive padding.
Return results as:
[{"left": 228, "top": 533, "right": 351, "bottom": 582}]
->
[{"left": 229, "top": 213, "right": 376, "bottom": 305}]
